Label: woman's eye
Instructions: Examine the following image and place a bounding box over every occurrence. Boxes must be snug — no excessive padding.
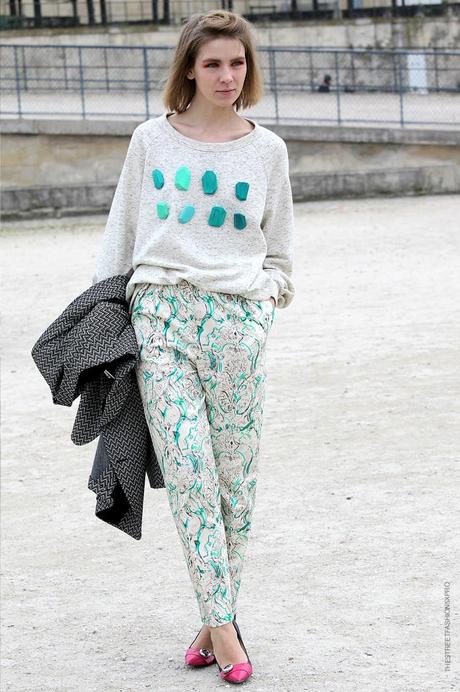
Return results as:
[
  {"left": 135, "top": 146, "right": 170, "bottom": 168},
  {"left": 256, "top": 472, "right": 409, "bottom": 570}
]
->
[{"left": 207, "top": 61, "right": 243, "bottom": 67}]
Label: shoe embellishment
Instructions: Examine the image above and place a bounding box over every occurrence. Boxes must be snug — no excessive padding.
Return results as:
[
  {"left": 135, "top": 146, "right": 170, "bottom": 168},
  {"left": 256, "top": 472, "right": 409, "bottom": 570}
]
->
[
  {"left": 199, "top": 648, "right": 212, "bottom": 657},
  {"left": 222, "top": 663, "right": 234, "bottom": 672}
]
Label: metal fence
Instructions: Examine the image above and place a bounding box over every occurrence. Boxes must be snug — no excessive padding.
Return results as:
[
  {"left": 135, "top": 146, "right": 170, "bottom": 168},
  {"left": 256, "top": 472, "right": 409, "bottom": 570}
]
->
[
  {"left": 1, "top": 0, "right": 458, "bottom": 30},
  {"left": 1, "top": 44, "right": 459, "bottom": 127}
]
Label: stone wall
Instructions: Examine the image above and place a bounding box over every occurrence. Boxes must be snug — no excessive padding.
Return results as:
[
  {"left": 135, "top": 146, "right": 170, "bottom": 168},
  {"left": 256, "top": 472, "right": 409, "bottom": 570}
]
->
[
  {"left": 1, "top": 15, "right": 459, "bottom": 49},
  {"left": 1, "top": 118, "right": 459, "bottom": 218}
]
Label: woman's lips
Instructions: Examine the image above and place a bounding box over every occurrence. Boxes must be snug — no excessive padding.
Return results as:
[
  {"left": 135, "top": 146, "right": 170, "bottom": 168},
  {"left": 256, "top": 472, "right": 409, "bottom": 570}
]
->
[{"left": 218, "top": 89, "right": 235, "bottom": 93}]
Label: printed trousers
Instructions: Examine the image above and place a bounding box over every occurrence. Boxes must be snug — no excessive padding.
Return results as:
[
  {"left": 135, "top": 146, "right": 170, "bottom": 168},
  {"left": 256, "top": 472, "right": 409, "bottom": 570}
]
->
[{"left": 131, "top": 280, "right": 275, "bottom": 627}]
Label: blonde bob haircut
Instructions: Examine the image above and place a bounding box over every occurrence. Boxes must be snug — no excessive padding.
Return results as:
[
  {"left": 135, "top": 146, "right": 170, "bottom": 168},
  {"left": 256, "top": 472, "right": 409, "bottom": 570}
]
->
[{"left": 162, "top": 9, "right": 264, "bottom": 114}]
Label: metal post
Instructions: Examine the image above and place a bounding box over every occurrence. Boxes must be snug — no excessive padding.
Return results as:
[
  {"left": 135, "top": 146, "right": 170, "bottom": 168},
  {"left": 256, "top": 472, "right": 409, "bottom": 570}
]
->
[
  {"left": 86, "top": 0, "right": 95, "bottom": 25},
  {"left": 350, "top": 48, "right": 356, "bottom": 92},
  {"left": 21, "top": 44, "right": 27, "bottom": 92},
  {"left": 13, "top": 45, "right": 22, "bottom": 117},
  {"left": 33, "top": 0, "right": 42, "bottom": 28},
  {"left": 143, "top": 47, "right": 150, "bottom": 119},
  {"left": 162, "top": 0, "right": 170, "bottom": 25},
  {"left": 70, "top": 0, "right": 78, "bottom": 26},
  {"left": 104, "top": 46, "right": 110, "bottom": 92},
  {"left": 152, "top": 0, "right": 158, "bottom": 23},
  {"left": 100, "top": 0, "right": 107, "bottom": 25},
  {"left": 392, "top": 48, "right": 398, "bottom": 93},
  {"left": 78, "top": 46, "right": 86, "bottom": 118},
  {"left": 398, "top": 51, "right": 404, "bottom": 127},
  {"left": 309, "top": 47, "right": 314, "bottom": 95},
  {"left": 434, "top": 47, "right": 439, "bottom": 93},
  {"left": 334, "top": 51, "right": 341, "bottom": 125},
  {"left": 269, "top": 47, "right": 279, "bottom": 123},
  {"left": 63, "top": 46, "right": 68, "bottom": 91}
]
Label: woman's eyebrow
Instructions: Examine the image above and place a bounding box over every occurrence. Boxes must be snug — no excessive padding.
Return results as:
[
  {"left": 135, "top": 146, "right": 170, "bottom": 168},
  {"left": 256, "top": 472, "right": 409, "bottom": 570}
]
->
[{"left": 202, "top": 56, "right": 245, "bottom": 61}]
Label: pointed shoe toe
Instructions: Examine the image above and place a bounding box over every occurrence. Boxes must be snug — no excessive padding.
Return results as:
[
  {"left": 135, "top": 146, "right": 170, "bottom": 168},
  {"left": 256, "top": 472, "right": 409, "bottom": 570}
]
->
[
  {"left": 185, "top": 647, "right": 216, "bottom": 667},
  {"left": 219, "top": 661, "right": 253, "bottom": 683}
]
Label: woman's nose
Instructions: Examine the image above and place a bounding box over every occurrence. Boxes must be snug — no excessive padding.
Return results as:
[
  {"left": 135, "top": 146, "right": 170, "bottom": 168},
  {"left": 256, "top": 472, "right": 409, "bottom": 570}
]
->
[{"left": 220, "top": 68, "right": 234, "bottom": 81}]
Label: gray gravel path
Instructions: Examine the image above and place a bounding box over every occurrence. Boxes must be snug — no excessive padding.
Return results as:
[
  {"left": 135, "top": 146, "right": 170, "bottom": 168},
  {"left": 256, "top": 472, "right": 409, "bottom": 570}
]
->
[{"left": 1, "top": 194, "right": 459, "bottom": 691}]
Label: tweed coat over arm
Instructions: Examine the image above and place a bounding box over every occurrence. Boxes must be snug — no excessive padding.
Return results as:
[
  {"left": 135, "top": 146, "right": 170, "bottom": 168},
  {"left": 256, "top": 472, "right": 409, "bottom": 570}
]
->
[{"left": 30, "top": 274, "right": 165, "bottom": 541}]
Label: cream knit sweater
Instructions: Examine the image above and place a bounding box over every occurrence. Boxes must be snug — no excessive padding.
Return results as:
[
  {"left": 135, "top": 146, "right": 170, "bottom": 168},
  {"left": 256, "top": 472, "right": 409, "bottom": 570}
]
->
[{"left": 93, "top": 112, "right": 295, "bottom": 310}]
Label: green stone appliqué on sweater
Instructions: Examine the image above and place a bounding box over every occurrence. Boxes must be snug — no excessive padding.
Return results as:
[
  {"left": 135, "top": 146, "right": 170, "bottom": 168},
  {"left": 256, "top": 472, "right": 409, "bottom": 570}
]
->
[
  {"left": 152, "top": 166, "right": 250, "bottom": 230},
  {"left": 152, "top": 169, "right": 164, "bottom": 189},
  {"left": 175, "top": 166, "right": 191, "bottom": 191}
]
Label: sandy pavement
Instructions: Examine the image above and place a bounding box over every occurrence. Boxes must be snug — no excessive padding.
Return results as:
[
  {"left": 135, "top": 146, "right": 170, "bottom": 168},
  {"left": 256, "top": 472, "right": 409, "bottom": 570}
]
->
[{"left": 1, "top": 194, "right": 459, "bottom": 691}]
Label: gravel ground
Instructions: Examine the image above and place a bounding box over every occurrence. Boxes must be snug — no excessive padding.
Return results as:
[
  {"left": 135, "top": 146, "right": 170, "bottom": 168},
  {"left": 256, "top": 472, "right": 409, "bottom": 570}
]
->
[{"left": 1, "top": 194, "right": 459, "bottom": 691}]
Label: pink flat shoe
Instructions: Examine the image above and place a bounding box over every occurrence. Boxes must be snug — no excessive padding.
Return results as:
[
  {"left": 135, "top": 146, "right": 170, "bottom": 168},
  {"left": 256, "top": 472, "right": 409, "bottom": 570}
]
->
[
  {"left": 215, "top": 618, "right": 253, "bottom": 684},
  {"left": 184, "top": 627, "right": 216, "bottom": 667}
]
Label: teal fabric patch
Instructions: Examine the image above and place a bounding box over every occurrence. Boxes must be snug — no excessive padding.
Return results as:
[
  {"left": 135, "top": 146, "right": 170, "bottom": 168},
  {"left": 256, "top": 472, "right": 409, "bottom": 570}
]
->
[
  {"left": 179, "top": 205, "right": 195, "bottom": 223},
  {"left": 208, "top": 206, "right": 227, "bottom": 227},
  {"left": 175, "top": 166, "right": 191, "bottom": 191},
  {"left": 235, "top": 182, "right": 249, "bottom": 201},
  {"left": 157, "top": 202, "right": 169, "bottom": 219},
  {"left": 234, "top": 213, "right": 246, "bottom": 230},
  {"left": 152, "top": 169, "right": 164, "bottom": 189},
  {"left": 202, "top": 170, "right": 218, "bottom": 194}
]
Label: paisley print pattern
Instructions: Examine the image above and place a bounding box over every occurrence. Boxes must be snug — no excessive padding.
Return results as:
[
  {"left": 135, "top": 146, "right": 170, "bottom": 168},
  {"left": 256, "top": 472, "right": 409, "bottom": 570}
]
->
[{"left": 130, "top": 280, "right": 274, "bottom": 626}]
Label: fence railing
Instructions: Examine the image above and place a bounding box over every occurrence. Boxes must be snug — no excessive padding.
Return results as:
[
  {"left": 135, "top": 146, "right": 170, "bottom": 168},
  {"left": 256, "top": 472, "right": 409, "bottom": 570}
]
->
[
  {"left": 1, "top": 44, "right": 459, "bottom": 127},
  {"left": 1, "top": 0, "right": 459, "bottom": 30}
]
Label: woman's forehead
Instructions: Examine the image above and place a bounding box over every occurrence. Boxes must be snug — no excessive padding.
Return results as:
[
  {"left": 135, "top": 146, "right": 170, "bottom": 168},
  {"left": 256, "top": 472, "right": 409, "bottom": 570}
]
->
[{"left": 196, "top": 37, "right": 245, "bottom": 61}]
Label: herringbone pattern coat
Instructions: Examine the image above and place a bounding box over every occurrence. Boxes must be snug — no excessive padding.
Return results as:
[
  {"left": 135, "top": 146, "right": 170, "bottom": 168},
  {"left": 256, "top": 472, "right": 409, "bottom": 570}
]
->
[{"left": 31, "top": 274, "right": 164, "bottom": 540}]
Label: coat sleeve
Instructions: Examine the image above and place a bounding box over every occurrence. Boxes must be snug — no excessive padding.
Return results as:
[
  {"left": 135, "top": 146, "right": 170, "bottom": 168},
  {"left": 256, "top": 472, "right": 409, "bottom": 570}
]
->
[
  {"left": 260, "top": 139, "right": 295, "bottom": 309},
  {"left": 92, "top": 126, "right": 146, "bottom": 285}
]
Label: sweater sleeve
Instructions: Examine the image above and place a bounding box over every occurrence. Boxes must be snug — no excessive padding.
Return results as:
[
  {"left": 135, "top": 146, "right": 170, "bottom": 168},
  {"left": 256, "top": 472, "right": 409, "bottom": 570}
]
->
[
  {"left": 261, "top": 139, "right": 295, "bottom": 309},
  {"left": 92, "top": 126, "right": 146, "bottom": 285}
]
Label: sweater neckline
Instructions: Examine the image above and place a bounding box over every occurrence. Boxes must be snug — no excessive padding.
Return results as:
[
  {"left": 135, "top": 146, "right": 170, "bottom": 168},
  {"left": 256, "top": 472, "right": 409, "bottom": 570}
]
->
[{"left": 160, "top": 112, "right": 261, "bottom": 151}]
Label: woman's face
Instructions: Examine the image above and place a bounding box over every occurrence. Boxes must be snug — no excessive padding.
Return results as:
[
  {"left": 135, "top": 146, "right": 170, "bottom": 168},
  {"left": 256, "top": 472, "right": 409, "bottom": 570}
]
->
[{"left": 187, "top": 37, "right": 248, "bottom": 108}]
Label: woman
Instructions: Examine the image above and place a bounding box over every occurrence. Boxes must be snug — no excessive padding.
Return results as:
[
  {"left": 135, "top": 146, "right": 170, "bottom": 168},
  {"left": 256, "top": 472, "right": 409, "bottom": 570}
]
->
[{"left": 93, "top": 9, "right": 295, "bottom": 684}]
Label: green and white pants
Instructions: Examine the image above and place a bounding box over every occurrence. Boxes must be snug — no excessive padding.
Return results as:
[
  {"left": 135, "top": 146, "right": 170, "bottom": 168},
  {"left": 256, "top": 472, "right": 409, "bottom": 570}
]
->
[{"left": 131, "top": 280, "right": 275, "bottom": 627}]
